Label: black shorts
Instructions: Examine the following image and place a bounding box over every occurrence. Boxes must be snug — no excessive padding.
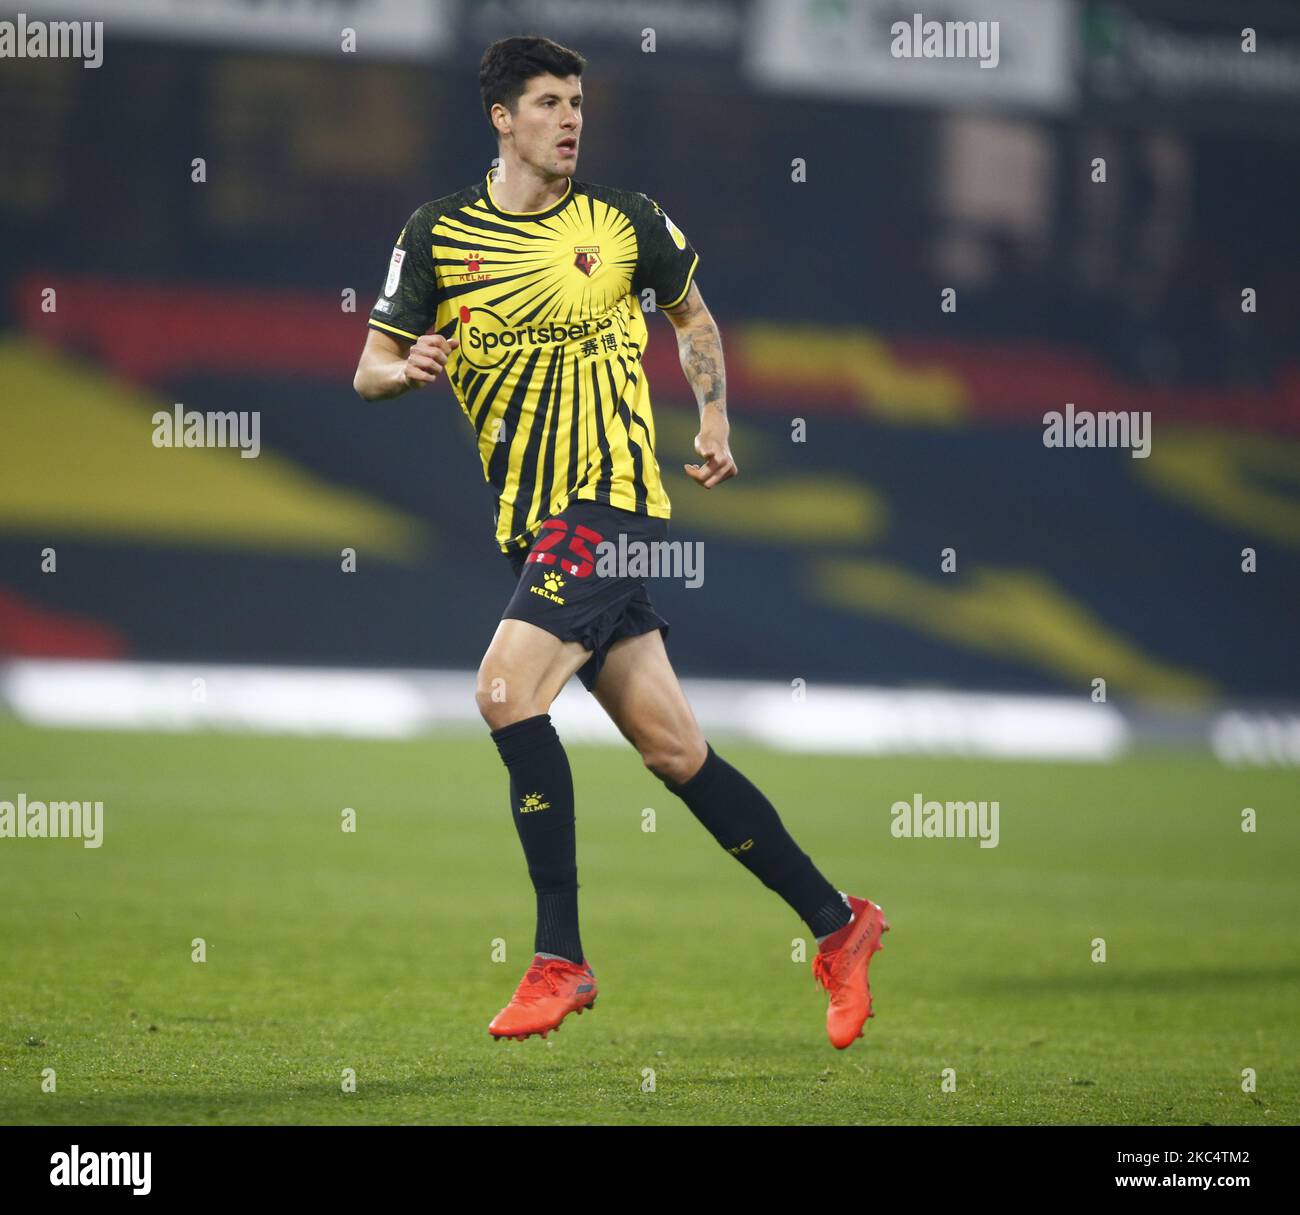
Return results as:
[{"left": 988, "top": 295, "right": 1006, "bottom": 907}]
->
[{"left": 501, "top": 499, "right": 672, "bottom": 692}]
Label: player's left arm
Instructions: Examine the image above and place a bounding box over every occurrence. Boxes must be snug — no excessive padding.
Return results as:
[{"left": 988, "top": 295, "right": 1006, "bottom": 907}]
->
[{"left": 663, "top": 282, "right": 738, "bottom": 489}]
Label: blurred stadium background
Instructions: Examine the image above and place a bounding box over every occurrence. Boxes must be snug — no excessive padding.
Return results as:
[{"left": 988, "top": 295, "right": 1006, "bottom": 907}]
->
[
  {"left": 3, "top": 0, "right": 1299, "bottom": 1131},
  {"left": 2, "top": 0, "right": 1298, "bottom": 762}
]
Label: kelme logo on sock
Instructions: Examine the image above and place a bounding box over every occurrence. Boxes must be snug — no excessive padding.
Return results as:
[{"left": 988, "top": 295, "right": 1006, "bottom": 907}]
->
[{"left": 519, "top": 791, "right": 551, "bottom": 813}]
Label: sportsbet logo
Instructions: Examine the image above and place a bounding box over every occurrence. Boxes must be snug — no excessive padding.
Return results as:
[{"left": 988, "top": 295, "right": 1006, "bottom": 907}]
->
[{"left": 457, "top": 305, "right": 615, "bottom": 371}]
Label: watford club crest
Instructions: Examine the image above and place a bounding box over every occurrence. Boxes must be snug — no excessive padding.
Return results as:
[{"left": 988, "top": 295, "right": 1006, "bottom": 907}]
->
[{"left": 573, "top": 245, "right": 602, "bottom": 277}]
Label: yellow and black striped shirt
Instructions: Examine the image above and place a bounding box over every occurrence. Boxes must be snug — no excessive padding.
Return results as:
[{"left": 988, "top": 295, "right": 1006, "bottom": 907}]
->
[{"left": 368, "top": 168, "right": 699, "bottom": 552}]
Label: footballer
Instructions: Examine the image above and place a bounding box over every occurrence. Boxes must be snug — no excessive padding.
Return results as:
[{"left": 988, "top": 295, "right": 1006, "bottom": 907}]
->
[{"left": 353, "top": 35, "right": 889, "bottom": 1048}]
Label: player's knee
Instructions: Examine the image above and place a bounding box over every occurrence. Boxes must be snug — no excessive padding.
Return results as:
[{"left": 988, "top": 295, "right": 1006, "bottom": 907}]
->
[
  {"left": 476, "top": 690, "right": 538, "bottom": 731},
  {"left": 641, "top": 731, "right": 707, "bottom": 786},
  {"left": 474, "top": 671, "right": 541, "bottom": 730}
]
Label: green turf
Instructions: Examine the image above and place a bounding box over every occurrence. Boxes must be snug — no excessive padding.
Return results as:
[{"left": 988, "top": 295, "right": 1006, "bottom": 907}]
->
[{"left": 0, "top": 718, "right": 1296, "bottom": 1125}]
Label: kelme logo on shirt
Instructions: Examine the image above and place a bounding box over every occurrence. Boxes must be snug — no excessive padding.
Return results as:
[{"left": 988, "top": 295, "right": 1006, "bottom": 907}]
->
[
  {"left": 460, "top": 252, "right": 492, "bottom": 283},
  {"left": 457, "top": 305, "right": 615, "bottom": 371}
]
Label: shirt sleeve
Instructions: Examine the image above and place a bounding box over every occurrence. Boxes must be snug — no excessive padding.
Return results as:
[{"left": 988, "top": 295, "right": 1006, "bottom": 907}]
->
[
  {"left": 367, "top": 205, "right": 440, "bottom": 341},
  {"left": 631, "top": 193, "right": 700, "bottom": 310}
]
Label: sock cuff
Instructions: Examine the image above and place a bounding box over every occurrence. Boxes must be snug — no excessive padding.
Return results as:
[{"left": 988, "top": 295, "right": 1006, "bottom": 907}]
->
[
  {"left": 491, "top": 713, "right": 558, "bottom": 765},
  {"left": 663, "top": 741, "right": 719, "bottom": 796}
]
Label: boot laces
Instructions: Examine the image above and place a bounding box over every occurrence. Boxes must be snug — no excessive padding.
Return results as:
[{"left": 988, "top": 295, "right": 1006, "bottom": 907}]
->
[
  {"left": 516, "top": 961, "right": 575, "bottom": 1002},
  {"left": 812, "top": 948, "right": 840, "bottom": 993}
]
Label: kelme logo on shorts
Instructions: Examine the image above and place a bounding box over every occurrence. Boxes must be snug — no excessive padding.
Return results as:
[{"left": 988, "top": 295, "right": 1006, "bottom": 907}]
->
[
  {"left": 457, "top": 305, "right": 615, "bottom": 371},
  {"left": 529, "top": 570, "right": 566, "bottom": 605}
]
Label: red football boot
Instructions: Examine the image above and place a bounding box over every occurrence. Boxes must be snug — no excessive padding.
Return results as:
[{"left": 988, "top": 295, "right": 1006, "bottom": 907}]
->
[
  {"left": 812, "top": 895, "right": 890, "bottom": 1049},
  {"left": 488, "top": 954, "right": 598, "bottom": 1041}
]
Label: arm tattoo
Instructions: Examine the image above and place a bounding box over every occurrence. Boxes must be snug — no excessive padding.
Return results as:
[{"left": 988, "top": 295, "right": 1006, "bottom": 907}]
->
[{"left": 678, "top": 320, "right": 726, "bottom": 419}]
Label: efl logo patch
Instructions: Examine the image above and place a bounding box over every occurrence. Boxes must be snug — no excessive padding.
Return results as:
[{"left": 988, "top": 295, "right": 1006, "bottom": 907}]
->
[
  {"left": 384, "top": 247, "right": 405, "bottom": 297},
  {"left": 574, "top": 245, "right": 602, "bottom": 277},
  {"left": 649, "top": 199, "right": 687, "bottom": 251}
]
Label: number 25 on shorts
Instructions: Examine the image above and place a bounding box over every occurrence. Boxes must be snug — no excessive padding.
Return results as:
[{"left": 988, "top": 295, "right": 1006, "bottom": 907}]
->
[{"left": 525, "top": 519, "right": 604, "bottom": 578}]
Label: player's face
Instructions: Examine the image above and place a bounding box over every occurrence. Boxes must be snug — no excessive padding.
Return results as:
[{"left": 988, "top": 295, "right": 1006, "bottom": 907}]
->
[{"left": 508, "top": 73, "right": 583, "bottom": 177}]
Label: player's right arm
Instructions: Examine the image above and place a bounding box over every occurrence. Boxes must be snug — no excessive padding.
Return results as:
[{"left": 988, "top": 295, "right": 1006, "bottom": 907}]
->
[
  {"left": 353, "top": 329, "right": 459, "bottom": 400},
  {"left": 353, "top": 203, "right": 457, "bottom": 400}
]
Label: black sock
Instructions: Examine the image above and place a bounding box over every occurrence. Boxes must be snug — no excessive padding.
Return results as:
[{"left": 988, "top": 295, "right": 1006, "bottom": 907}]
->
[
  {"left": 664, "top": 743, "right": 852, "bottom": 939},
  {"left": 491, "top": 714, "right": 584, "bottom": 965}
]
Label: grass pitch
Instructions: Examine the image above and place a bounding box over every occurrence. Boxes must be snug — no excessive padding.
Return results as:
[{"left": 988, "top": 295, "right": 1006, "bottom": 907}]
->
[{"left": 1, "top": 719, "right": 1297, "bottom": 1125}]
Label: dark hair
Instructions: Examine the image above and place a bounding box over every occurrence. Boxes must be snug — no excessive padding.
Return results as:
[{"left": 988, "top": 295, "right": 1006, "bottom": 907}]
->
[{"left": 479, "top": 35, "right": 586, "bottom": 134}]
